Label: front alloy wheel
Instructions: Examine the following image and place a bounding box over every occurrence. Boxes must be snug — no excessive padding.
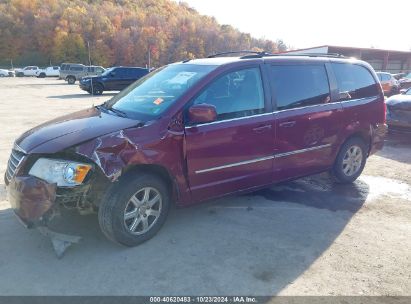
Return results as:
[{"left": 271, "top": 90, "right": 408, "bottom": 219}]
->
[
  {"left": 98, "top": 173, "right": 171, "bottom": 246},
  {"left": 124, "top": 187, "right": 162, "bottom": 235}
]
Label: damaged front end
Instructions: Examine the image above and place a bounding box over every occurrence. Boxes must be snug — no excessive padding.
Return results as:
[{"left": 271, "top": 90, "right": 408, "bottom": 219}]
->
[{"left": 5, "top": 145, "right": 110, "bottom": 258}]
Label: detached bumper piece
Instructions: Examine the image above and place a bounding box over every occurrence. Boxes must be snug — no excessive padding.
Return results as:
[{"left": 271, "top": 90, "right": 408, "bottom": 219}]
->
[
  {"left": 37, "top": 226, "right": 82, "bottom": 259},
  {"left": 7, "top": 175, "right": 82, "bottom": 258},
  {"left": 7, "top": 175, "right": 56, "bottom": 226}
]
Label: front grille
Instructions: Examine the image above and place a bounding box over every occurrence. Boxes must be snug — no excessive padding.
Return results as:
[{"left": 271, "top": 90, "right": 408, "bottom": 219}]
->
[{"left": 5, "top": 148, "right": 26, "bottom": 182}]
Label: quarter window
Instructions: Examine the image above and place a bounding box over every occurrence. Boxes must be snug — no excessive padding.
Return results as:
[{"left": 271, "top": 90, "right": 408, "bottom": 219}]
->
[
  {"left": 332, "top": 63, "right": 379, "bottom": 100},
  {"left": 192, "top": 67, "right": 265, "bottom": 120},
  {"left": 271, "top": 65, "right": 330, "bottom": 110}
]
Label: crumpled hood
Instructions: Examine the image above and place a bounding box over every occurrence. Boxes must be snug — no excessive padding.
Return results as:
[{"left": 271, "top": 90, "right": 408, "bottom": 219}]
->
[
  {"left": 386, "top": 94, "right": 411, "bottom": 110},
  {"left": 16, "top": 107, "right": 142, "bottom": 154}
]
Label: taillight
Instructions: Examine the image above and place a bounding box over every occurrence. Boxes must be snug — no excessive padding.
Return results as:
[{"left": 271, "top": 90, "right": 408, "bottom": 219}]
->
[{"left": 382, "top": 101, "right": 387, "bottom": 123}]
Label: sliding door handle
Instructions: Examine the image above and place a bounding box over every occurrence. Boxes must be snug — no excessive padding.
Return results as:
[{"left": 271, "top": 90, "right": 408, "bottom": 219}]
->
[
  {"left": 253, "top": 124, "right": 272, "bottom": 133},
  {"left": 279, "top": 121, "right": 296, "bottom": 128}
]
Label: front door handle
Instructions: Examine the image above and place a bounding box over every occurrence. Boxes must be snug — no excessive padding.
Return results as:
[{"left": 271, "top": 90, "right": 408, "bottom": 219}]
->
[
  {"left": 279, "top": 121, "right": 296, "bottom": 128},
  {"left": 253, "top": 124, "right": 272, "bottom": 133}
]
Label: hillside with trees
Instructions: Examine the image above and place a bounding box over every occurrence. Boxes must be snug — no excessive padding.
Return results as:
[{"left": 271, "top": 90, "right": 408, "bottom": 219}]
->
[{"left": 0, "top": 0, "right": 287, "bottom": 68}]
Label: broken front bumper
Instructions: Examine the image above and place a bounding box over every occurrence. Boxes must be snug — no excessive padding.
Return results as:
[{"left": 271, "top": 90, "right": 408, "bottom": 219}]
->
[{"left": 6, "top": 175, "right": 57, "bottom": 228}]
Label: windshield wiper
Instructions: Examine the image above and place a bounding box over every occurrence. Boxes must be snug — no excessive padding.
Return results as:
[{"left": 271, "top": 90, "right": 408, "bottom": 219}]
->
[
  {"left": 96, "top": 103, "right": 127, "bottom": 117},
  {"left": 107, "top": 106, "right": 128, "bottom": 118}
]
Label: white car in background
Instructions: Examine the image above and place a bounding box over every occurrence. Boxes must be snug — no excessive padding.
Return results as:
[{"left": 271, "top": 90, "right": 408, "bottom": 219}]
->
[
  {"left": 0, "top": 69, "right": 14, "bottom": 77},
  {"left": 35, "top": 66, "right": 60, "bottom": 78},
  {"left": 15, "top": 66, "right": 40, "bottom": 77}
]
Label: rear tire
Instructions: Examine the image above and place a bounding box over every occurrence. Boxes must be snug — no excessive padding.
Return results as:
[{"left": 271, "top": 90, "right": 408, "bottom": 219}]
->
[
  {"left": 38, "top": 73, "right": 46, "bottom": 78},
  {"left": 98, "top": 173, "right": 171, "bottom": 247},
  {"left": 332, "top": 137, "right": 367, "bottom": 183},
  {"left": 67, "top": 76, "right": 76, "bottom": 84}
]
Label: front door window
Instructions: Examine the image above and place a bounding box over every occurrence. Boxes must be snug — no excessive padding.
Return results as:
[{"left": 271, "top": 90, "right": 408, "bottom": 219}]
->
[{"left": 192, "top": 67, "right": 265, "bottom": 121}]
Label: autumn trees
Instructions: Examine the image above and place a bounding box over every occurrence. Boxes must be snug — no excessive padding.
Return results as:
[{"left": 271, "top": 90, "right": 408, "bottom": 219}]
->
[{"left": 0, "top": 0, "right": 286, "bottom": 68}]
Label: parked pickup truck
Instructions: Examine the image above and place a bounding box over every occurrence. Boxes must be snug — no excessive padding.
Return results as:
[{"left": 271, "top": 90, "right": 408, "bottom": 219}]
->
[
  {"left": 35, "top": 66, "right": 60, "bottom": 78},
  {"left": 15, "top": 66, "right": 40, "bottom": 77}
]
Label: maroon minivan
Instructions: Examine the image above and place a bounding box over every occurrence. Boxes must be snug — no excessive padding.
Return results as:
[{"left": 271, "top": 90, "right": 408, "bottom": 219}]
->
[{"left": 5, "top": 53, "right": 387, "bottom": 246}]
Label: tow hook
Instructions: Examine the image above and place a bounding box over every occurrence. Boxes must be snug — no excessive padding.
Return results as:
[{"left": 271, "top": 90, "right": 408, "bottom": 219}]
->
[{"left": 37, "top": 226, "right": 82, "bottom": 259}]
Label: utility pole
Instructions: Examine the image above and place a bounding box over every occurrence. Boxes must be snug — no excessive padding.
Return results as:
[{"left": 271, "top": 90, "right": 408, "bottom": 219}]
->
[
  {"left": 148, "top": 46, "right": 151, "bottom": 70},
  {"left": 87, "top": 41, "right": 92, "bottom": 66},
  {"left": 87, "top": 41, "right": 94, "bottom": 96},
  {"left": 10, "top": 59, "right": 13, "bottom": 70}
]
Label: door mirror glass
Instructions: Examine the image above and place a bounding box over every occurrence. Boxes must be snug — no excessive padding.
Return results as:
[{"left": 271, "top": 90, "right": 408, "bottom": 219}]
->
[
  {"left": 188, "top": 104, "right": 217, "bottom": 124},
  {"left": 110, "top": 71, "right": 116, "bottom": 77}
]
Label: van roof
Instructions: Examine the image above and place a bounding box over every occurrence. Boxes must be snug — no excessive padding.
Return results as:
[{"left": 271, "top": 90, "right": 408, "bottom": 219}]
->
[{"left": 182, "top": 54, "right": 366, "bottom": 67}]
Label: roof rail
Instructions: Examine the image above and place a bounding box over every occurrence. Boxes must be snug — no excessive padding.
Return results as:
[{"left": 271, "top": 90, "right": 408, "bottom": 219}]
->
[
  {"left": 207, "top": 50, "right": 267, "bottom": 58},
  {"left": 275, "top": 52, "right": 345, "bottom": 58},
  {"left": 207, "top": 51, "right": 345, "bottom": 59}
]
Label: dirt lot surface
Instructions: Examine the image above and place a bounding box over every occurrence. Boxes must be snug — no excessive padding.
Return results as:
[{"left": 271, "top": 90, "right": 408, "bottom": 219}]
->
[{"left": 0, "top": 77, "right": 410, "bottom": 296}]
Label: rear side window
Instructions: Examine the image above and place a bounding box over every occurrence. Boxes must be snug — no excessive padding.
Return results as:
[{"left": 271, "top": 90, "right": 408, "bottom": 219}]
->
[
  {"left": 271, "top": 65, "right": 330, "bottom": 110},
  {"left": 70, "top": 66, "right": 83, "bottom": 71},
  {"left": 332, "top": 63, "right": 379, "bottom": 100},
  {"left": 125, "top": 69, "right": 137, "bottom": 77},
  {"left": 115, "top": 68, "right": 126, "bottom": 77}
]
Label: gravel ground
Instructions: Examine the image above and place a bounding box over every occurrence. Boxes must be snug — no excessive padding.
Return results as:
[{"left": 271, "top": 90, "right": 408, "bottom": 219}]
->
[{"left": 0, "top": 77, "right": 410, "bottom": 296}]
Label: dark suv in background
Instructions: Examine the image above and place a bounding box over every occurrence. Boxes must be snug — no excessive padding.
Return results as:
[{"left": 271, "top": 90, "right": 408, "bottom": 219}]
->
[
  {"left": 6, "top": 52, "right": 387, "bottom": 249},
  {"left": 79, "top": 67, "right": 149, "bottom": 95}
]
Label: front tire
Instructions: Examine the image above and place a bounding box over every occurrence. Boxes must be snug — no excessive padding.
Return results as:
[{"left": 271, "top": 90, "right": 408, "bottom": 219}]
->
[
  {"left": 332, "top": 137, "right": 367, "bottom": 183},
  {"left": 91, "top": 84, "right": 104, "bottom": 95},
  {"left": 98, "top": 173, "right": 171, "bottom": 246}
]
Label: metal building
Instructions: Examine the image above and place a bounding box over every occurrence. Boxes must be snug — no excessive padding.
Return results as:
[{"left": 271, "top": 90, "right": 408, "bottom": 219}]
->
[{"left": 284, "top": 45, "right": 411, "bottom": 74}]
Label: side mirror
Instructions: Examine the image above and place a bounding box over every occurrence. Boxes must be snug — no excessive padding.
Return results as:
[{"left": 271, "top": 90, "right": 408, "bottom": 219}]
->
[
  {"left": 400, "top": 89, "right": 407, "bottom": 94},
  {"left": 188, "top": 104, "right": 217, "bottom": 124},
  {"left": 110, "top": 72, "right": 116, "bottom": 77}
]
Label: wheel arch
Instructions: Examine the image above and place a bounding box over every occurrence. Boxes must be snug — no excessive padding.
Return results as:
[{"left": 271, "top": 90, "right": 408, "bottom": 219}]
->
[
  {"left": 120, "top": 164, "right": 180, "bottom": 203},
  {"left": 93, "top": 81, "right": 105, "bottom": 90},
  {"left": 340, "top": 128, "right": 372, "bottom": 158}
]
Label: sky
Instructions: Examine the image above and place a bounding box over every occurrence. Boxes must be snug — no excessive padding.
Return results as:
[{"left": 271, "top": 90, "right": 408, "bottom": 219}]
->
[{"left": 180, "top": 0, "right": 410, "bottom": 51}]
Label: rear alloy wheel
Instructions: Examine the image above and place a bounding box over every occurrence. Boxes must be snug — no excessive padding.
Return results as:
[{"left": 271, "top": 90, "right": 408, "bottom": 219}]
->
[
  {"left": 332, "top": 137, "right": 367, "bottom": 183},
  {"left": 67, "top": 76, "right": 76, "bottom": 84},
  {"left": 98, "top": 173, "right": 171, "bottom": 246},
  {"left": 342, "top": 145, "right": 363, "bottom": 176}
]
